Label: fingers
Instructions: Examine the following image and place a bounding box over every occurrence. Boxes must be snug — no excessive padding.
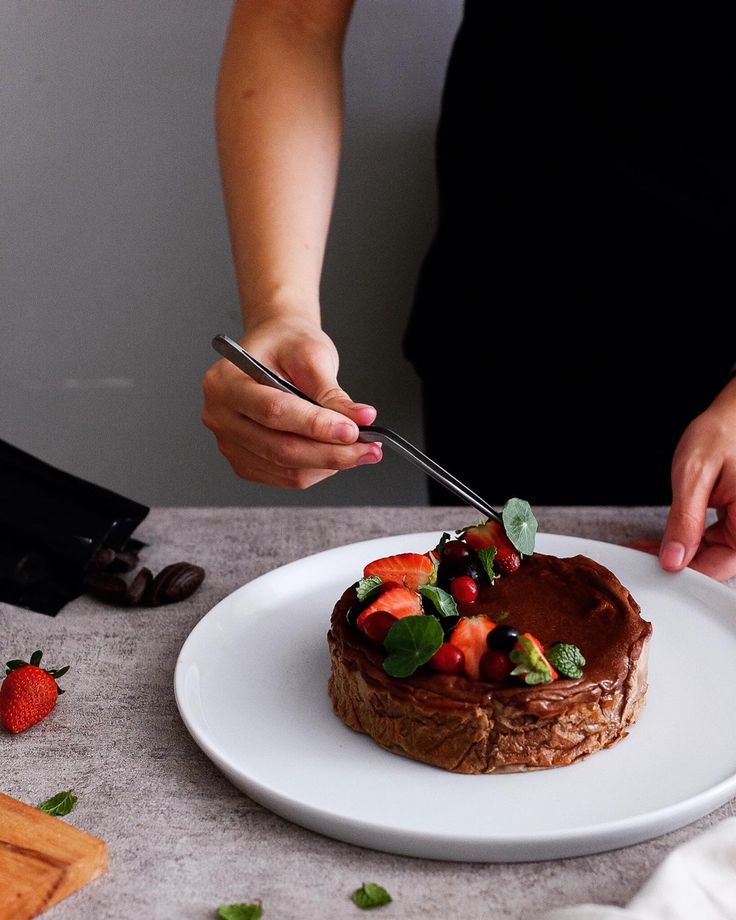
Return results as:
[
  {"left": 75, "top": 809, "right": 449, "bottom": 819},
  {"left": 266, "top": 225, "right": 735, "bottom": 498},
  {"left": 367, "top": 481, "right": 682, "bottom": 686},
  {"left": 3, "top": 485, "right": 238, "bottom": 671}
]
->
[
  {"left": 209, "top": 358, "right": 365, "bottom": 445},
  {"left": 689, "top": 508, "right": 736, "bottom": 581},
  {"left": 202, "top": 354, "right": 383, "bottom": 488},
  {"left": 660, "top": 455, "right": 718, "bottom": 573},
  {"left": 285, "top": 347, "right": 377, "bottom": 427},
  {"left": 218, "top": 410, "right": 382, "bottom": 471}
]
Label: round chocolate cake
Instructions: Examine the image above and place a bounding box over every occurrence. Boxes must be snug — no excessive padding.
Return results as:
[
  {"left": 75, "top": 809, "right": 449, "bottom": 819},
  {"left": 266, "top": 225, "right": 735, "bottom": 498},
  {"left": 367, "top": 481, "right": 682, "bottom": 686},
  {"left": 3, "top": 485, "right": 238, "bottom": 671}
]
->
[{"left": 327, "top": 531, "right": 651, "bottom": 774}]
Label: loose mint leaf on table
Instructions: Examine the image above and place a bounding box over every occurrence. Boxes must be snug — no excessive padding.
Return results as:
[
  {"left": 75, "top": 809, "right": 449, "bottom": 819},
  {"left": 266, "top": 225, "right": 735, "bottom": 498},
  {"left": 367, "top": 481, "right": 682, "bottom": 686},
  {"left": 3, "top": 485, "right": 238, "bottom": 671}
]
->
[
  {"left": 382, "top": 616, "right": 443, "bottom": 678},
  {"left": 477, "top": 546, "right": 497, "bottom": 583},
  {"left": 351, "top": 882, "right": 392, "bottom": 909},
  {"left": 418, "top": 585, "right": 458, "bottom": 618},
  {"left": 356, "top": 575, "right": 383, "bottom": 602},
  {"left": 546, "top": 643, "right": 586, "bottom": 679},
  {"left": 502, "top": 498, "right": 538, "bottom": 555},
  {"left": 217, "top": 903, "right": 263, "bottom": 920},
  {"left": 37, "top": 790, "right": 78, "bottom": 817}
]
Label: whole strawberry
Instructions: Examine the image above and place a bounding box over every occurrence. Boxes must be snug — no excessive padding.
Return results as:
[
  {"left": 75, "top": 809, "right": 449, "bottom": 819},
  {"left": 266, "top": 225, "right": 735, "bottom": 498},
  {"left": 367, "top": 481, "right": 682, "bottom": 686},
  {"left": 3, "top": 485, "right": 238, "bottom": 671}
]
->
[{"left": 0, "top": 650, "right": 69, "bottom": 734}]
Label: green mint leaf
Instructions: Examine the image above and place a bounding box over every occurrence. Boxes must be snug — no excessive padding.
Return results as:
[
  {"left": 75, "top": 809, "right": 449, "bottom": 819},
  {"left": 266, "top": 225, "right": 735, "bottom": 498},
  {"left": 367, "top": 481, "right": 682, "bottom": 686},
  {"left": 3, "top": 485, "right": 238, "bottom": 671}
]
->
[
  {"left": 356, "top": 576, "right": 383, "bottom": 603},
  {"left": 37, "top": 790, "right": 78, "bottom": 817},
  {"left": 418, "top": 585, "right": 458, "bottom": 618},
  {"left": 509, "top": 635, "right": 554, "bottom": 685},
  {"left": 383, "top": 615, "right": 443, "bottom": 678},
  {"left": 502, "top": 498, "right": 538, "bottom": 555},
  {"left": 546, "top": 643, "right": 586, "bottom": 679},
  {"left": 477, "top": 547, "right": 498, "bottom": 583},
  {"left": 217, "top": 903, "right": 263, "bottom": 920},
  {"left": 434, "top": 532, "right": 452, "bottom": 554},
  {"left": 495, "top": 611, "right": 509, "bottom": 623},
  {"left": 351, "top": 883, "right": 392, "bottom": 909}
]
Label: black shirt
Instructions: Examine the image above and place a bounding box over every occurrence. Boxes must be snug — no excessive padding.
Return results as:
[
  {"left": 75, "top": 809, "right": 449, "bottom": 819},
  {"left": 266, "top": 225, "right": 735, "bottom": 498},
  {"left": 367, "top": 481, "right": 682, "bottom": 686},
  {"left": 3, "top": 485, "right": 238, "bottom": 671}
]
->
[{"left": 405, "top": 1, "right": 735, "bottom": 505}]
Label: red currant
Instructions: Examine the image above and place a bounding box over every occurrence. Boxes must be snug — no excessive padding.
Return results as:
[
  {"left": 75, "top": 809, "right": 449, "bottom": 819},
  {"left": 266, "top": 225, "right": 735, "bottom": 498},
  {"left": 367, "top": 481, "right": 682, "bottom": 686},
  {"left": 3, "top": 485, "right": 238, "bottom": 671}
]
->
[
  {"left": 450, "top": 575, "right": 478, "bottom": 604},
  {"left": 480, "top": 649, "right": 514, "bottom": 683},
  {"left": 361, "top": 611, "right": 397, "bottom": 643},
  {"left": 430, "top": 642, "right": 465, "bottom": 674}
]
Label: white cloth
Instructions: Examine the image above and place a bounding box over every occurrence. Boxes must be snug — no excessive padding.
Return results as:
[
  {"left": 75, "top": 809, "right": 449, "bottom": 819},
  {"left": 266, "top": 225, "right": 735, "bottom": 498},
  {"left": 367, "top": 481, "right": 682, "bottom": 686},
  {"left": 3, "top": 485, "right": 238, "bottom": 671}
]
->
[{"left": 545, "top": 819, "right": 736, "bottom": 920}]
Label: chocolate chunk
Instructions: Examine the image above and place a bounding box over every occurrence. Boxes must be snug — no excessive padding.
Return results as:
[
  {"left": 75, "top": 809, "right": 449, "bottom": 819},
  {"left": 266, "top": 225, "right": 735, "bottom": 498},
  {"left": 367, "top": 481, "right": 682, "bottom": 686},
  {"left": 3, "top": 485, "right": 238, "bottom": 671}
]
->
[
  {"left": 90, "top": 547, "right": 116, "bottom": 570},
  {"left": 108, "top": 550, "right": 139, "bottom": 574},
  {"left": 83, "top": 571, "right": 127, "bottom": 604},
  {"left": 126, "top": 566, "right": 152, "bottom": 606},
  {"left": 150, "top": 562, "right": 205, "bottom": 606}
]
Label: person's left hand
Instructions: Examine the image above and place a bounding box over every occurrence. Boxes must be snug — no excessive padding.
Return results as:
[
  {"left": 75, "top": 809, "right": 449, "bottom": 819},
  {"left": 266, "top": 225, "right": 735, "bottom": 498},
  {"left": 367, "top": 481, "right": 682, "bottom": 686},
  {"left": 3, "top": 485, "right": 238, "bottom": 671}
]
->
[{"left": 659, "top": 379, "right": 736, "bottom": 582}]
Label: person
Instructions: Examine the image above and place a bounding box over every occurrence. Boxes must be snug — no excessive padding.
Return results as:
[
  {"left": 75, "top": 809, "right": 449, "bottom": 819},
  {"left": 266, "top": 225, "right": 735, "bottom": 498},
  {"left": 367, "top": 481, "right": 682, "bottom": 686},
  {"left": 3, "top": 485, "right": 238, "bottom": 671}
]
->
[{"left": 202, "top": 1, "right": 736, "bottom": 582}]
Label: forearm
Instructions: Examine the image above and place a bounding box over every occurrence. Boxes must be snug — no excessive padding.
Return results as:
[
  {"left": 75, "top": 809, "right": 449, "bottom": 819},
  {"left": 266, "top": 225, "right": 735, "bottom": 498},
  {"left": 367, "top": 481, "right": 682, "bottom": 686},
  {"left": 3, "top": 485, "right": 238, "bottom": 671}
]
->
[{"left": 216, "top": 0, "right": 354, "bottom": 329}]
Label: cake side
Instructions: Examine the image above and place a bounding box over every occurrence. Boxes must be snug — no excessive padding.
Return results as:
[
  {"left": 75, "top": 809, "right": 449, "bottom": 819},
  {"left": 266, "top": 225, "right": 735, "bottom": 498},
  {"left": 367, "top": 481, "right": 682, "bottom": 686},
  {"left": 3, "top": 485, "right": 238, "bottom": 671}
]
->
[{"left": 327, "top": 551, "right": 651, "bottom": 774}]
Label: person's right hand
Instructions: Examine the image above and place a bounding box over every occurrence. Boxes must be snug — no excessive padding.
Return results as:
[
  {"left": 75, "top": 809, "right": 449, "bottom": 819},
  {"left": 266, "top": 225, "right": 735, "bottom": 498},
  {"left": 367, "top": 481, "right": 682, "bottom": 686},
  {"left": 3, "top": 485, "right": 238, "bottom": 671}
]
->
[{"left": 202, "top": 317, "right": 381, "bottom": 489}]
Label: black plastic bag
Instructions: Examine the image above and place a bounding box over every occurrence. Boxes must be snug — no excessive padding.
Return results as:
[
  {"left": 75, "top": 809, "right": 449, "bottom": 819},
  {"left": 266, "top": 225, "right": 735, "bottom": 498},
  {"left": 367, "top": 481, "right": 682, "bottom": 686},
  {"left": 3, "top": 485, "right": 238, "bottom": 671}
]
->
[{"left": 0, "top": 439, "right": 149, "bottom": 615}]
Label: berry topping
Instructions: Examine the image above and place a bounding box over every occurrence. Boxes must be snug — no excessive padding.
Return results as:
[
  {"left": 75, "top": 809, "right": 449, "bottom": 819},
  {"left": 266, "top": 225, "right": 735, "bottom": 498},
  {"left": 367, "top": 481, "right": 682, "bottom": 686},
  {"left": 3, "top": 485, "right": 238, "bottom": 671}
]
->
[
  {"left": 509, "top": 633, "right": 559, "bottom": 685},
  {"left": 450, "top": 576, "right": 478, "bottom": 604},
  {"left": 480, "top": 649, "right": 514, "bottom": 683},
  {"left": 356, "top": 586, "right": 422, "bottom": 632},
  {"left": 361, "top": 611, "right": 398, "bottom": 643},
  {"left": 462, "top": 521, "right": 521, "bottom": 575},
  {"left": 430, "top": 642, "right": 465, "bottom": 674},
  {"left": 448, "top": 615, "right": 495, "bottom": 680},
  {"left": 442, "top": 540, "right": 471, "bottom": 563},
  {"left": 363, "top": 553, "right": 435, "bottom": 592},
  {"left": 486, "top": 624, "right": 519, "bottom": 653}
]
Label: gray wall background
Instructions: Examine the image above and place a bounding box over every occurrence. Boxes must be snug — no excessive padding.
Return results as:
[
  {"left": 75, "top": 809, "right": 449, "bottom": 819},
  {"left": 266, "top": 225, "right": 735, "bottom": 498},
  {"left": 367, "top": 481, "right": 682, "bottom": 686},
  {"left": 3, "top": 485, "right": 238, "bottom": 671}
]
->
[{"left": 0, "top": 1, "right": 463, "bottom": 507}]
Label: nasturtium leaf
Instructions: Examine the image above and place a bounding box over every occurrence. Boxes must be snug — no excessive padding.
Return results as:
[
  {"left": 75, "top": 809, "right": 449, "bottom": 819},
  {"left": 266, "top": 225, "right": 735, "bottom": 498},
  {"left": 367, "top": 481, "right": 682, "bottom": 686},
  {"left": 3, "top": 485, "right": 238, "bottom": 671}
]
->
[
  {"left": 502, "top": 498, "right": 538, "bottom": 555},
  {"left": 418, "top": 585, "right": 458, "bottom": 619},
  {"left": 382, "top": 616, "right": 443, "bottom": 678}
]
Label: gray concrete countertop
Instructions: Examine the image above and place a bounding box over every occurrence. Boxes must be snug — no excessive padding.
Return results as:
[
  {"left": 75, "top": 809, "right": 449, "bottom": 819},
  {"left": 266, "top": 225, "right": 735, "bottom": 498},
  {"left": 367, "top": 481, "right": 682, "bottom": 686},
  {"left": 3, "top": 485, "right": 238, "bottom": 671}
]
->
[{"left": 1, "top": 507, "right": 734, "bottom": 919}]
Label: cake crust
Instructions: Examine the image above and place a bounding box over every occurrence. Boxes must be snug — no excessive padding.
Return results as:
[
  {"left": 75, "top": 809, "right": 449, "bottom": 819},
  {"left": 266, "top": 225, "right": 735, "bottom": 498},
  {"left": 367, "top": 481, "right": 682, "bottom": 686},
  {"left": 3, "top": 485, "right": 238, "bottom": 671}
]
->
[{"left": 327, "top": 553, "right": 651, "bottom": 773}]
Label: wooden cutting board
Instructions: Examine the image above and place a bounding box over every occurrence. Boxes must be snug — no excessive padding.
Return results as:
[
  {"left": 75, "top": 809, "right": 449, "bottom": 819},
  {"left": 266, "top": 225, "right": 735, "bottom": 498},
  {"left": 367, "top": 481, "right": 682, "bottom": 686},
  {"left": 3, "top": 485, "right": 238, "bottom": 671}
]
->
[{"left": 0, "top": 791, "right": 107, "bottom": 919}]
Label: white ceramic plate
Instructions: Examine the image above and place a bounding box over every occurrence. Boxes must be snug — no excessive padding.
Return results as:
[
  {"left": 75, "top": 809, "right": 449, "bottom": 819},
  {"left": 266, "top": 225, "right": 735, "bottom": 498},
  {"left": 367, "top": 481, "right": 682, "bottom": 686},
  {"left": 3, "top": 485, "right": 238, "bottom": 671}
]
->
[{"left": 175, "top": 533, "right": 736, "bottom": 862}]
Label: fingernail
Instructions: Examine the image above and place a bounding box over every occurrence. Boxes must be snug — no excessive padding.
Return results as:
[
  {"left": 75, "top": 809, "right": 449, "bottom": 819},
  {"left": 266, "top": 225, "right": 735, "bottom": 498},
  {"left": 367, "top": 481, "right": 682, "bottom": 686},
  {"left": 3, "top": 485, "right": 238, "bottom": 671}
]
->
[
  {"left": 334, "top": 422, "right": 357, "bottom": 443},
  {"left": 660, "top": 541, "right": 686, "bottom": 570},
  {"left": 358, "top": 451, "right": 381, "bottom": 466}
]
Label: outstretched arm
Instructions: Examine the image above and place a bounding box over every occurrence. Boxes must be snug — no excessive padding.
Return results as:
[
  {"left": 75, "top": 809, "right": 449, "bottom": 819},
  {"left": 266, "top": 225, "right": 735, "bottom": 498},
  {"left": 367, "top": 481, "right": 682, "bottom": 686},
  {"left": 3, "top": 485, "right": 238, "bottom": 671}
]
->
[{"left": 203, "top": 0, "right": 380, "bottom": 488}]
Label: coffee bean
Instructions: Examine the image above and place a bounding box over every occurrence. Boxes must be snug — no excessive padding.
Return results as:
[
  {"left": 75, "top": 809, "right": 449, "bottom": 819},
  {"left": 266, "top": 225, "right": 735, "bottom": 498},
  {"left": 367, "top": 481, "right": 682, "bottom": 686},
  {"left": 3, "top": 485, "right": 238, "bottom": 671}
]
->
[
  {"left": 150, "top": 562, "right": 205, "bottom": 606},
  {"left": 108, "top": 550, "right": 139, "bottom": 574},
  {"left": 126, "top": 566, "right": 152, "bottom": 606},
  {"left": 91, "top": 547, "right": 116, "bottom": 570},
  {"left": 83, "top": 571, "right": 127, "bottom": 604}
]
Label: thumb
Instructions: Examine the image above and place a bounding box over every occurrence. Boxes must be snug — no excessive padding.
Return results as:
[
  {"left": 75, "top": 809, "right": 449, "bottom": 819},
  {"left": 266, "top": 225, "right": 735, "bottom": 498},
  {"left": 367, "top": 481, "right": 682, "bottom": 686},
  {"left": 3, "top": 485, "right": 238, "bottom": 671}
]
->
[
  {"left": 660, "top": 460, "right": 715, "bottom": 572},
  {"left": 287, "top": 342, "right": 377, "bottom": 428}
]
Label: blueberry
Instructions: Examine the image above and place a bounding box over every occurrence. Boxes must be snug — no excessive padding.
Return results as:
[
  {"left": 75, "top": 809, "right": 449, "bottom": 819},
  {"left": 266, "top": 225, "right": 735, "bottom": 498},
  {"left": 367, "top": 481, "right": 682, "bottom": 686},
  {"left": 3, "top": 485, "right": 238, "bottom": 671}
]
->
[
  {"left": 345, "top": 601, "right": 363, "bottom": 631},
  {"left": 487, "top": 624, "right": 519, "bottom": 653}
]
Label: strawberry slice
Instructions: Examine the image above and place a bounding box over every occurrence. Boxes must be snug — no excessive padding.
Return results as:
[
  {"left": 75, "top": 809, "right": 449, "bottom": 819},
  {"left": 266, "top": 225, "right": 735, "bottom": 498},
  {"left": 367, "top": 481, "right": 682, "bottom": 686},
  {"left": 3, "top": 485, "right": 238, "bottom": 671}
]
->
[
  {"left": 448, "top": 615, "right": 495, "bottom": 680},
  {"left": 363, "top": 553, "right": 435, "bottom": 592},
  {"left": 462, "top": 522, "right": 521, "bottom": 574},
  {"left": 356, "top": 586, "right": 422, "bottom": 633},
  {"left": 510, "top": 632, "right": 559, "bottom": 684}
]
